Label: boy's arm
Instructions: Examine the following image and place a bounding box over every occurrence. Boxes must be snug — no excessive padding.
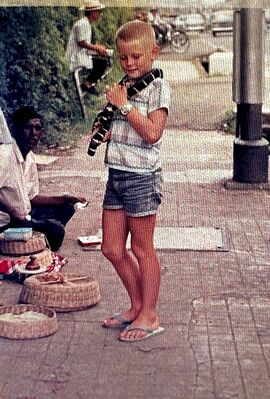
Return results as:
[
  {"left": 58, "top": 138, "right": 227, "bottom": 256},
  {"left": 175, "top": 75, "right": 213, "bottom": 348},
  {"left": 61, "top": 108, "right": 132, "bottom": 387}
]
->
[
  {"left": 106, "top": 84, "right": 168, "bottom": 144},
  {"left": 125, "top": 108, "right": 168, "bottom": 144}
]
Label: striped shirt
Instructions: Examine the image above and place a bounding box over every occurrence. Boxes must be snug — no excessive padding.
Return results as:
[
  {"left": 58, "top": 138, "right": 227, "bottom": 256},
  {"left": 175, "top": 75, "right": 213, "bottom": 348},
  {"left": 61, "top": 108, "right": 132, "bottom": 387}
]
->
[{"left": 104, "top": 77, "right": 172, "bottom": 173}]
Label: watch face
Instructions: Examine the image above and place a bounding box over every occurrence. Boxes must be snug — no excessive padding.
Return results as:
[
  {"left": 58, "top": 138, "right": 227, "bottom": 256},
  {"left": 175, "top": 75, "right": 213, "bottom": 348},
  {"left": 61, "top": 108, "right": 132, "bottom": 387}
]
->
[{"left": 121, "top": 103, "right": 133, "bottom": 115}]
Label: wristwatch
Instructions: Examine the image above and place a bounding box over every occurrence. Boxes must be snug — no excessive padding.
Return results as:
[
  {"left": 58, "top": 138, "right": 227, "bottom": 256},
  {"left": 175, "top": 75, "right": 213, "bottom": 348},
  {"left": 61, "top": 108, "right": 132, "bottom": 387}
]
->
[{"left": 119, "top": 102, "right": 134, "bottom": 116}]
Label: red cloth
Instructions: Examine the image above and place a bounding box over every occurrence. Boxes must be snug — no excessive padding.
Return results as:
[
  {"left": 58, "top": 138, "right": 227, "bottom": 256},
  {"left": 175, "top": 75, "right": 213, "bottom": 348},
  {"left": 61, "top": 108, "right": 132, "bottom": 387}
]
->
[
  {"left": 0, "top": 252, "right": 67, "bottom": 275},
  {"left": 47, "top": 252, "right": 68, "bottom": 272}
]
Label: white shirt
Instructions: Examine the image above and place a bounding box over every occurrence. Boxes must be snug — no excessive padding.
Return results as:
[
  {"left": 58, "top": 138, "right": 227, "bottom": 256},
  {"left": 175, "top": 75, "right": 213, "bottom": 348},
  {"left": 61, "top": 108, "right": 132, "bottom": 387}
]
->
[
  {"left": 0, "top": 107, "right": 12, "bottom": 144},
  {"left": 0, "top": 140, "right": 39, "bottom": 228},
  {"left": 65, "top": 16, "right": 94, "bottom": 71}
]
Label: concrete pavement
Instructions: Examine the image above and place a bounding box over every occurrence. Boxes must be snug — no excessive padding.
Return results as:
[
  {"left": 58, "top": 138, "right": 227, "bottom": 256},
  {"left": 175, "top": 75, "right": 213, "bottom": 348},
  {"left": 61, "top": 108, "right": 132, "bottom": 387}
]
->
[
  {"left": 1, "top": 125, "right": 270, "bottom": 398},
  {"left": 0, "top": 36, "right": 269, "bottom": 397}
]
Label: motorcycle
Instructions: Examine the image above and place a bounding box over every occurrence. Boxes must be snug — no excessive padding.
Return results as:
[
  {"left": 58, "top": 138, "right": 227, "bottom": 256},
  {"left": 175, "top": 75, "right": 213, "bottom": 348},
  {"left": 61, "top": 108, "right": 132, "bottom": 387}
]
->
[{"left": 153, "top": 22, "right": 190, "bottom": 53}]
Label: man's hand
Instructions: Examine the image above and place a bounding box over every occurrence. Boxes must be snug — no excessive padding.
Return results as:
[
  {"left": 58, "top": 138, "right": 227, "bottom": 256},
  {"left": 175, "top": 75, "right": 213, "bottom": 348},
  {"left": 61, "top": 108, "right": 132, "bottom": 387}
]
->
[
  {"left": 31, "top": 194, "right": 87, "bottom": 207},
  {"left": 0, "top": 201, "right": 28, "bottom": 222},
  {"left": 106, "top": 84, "right": 128, "bottom": 109},
  {"left": 78, "top": 41, "right": 108, "bottom": 56},
  {"left": 93, "top": 44, "right": 107, "bottom": 56},
  {"left": 62, "top": 194, "right": 87, "bottom": 206}
]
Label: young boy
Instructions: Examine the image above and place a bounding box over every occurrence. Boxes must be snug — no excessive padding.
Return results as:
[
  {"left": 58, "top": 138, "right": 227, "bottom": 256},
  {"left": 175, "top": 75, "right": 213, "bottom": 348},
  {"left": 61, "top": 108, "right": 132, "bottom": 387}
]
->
[{"left": 100, "top": 20, "right": 171, "bottom": 342}]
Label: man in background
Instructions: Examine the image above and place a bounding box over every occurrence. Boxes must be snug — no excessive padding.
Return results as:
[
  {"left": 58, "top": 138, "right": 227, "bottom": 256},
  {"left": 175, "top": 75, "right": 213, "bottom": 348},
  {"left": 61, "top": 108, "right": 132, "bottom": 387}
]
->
[
  {"left": 147, "top": 7, "right": 171, "bottom": 43},
  {"left": 66, "top": 1, "right": 109, "bottom": 95}
]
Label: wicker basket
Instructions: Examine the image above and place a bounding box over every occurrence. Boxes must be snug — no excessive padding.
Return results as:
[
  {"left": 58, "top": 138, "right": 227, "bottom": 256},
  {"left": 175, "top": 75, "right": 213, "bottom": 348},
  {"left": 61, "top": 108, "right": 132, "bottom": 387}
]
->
[
  {"left": 0, "top": 232, "right": 47, "bottom": 256},
  {"left": 19, "top": 273, "right": 101, "bottom": 312},
  {"left": 0, "top": 304, "right": 58, "bottom": 339}
]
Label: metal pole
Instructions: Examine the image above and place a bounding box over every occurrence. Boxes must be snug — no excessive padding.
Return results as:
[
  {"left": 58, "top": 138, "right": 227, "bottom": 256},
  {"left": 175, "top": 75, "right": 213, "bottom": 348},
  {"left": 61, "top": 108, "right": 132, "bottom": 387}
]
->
[{"left": 232, "top": 7, "right": 269, "bottom": 183}]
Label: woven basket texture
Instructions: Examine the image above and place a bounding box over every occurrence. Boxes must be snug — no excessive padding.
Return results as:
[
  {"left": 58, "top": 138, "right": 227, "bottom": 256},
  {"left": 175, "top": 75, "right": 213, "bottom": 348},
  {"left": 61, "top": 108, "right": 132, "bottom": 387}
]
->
[
  {"left": 19, "top": 273, "right": 101, "bottom": 312},
  {"left": 0, "top": 304, "right": 58, "bottom": 339},
  {"left": 0, "top": 232, "right": 47, "bottom": 256},
  {"left": 21, "top": 248, "right": 53, "bottom": 269}
]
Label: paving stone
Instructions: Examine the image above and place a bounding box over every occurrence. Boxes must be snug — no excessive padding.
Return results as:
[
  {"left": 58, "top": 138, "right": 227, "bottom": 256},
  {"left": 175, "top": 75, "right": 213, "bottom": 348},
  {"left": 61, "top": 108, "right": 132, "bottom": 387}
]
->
[{"left": 2, "top": 124, "right": 270, "bottom": 398}]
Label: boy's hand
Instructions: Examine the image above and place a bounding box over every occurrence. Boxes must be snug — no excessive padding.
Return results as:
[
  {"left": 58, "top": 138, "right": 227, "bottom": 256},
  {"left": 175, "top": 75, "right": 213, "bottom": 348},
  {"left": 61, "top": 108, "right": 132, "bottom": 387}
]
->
[
  {"left": 102, "top": 131, "right": 111, "bottom": 142},
  {"left": 106, "top": 84, "right": 127, "bottom": 109},
  {"left": 90, "top": 122, "right": 101, "bottom": 136},
  {"left": 89, "top": 124, "right": 110, "bottom": 142}
]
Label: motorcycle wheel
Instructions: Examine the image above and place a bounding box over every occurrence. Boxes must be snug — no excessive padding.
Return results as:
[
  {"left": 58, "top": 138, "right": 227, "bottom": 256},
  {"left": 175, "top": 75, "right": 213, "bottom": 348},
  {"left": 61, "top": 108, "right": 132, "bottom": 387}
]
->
[{"left": 171, "top": 31, "right": 190, "bottom": 53}]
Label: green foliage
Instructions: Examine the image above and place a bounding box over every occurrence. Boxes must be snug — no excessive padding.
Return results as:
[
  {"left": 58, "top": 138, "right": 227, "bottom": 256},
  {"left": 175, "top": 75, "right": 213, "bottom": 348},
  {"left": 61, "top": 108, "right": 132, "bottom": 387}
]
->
[
  {"left": 93, "top": 7, "right": 133, "bottom": 45},
  {"left": 0, "top": 7, "right": 81, "bottom": 132},
  {"left": 0, "top": 6, "right": 134, "bottom": 147}
]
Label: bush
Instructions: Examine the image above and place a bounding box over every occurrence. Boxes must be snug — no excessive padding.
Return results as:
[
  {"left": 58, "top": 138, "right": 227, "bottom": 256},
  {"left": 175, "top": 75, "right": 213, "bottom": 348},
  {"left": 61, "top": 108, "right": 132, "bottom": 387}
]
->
[{"left": 0, "top": 6, "right": 133, "bottom": 147}]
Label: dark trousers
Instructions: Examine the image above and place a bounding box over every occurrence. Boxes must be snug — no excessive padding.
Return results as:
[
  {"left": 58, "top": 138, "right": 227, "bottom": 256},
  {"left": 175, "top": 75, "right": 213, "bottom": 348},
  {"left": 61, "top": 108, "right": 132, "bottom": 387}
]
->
[
  {"left": 152, "top": 24, "right": 167, "bottom": 42},
  {"left": 0, "top": 204, "right": 75, "bottom": 251},
  {"left": 87, "top": 57, "right": 109, "bottom": 84},
  {"left": 30, "top": 204, "right": 75, "bottom": 227}
]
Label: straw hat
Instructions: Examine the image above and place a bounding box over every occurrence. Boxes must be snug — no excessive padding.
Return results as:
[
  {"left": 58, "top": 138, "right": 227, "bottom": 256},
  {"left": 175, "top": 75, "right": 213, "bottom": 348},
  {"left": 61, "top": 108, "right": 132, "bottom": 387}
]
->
[{"left": 79, "top": 1, "right": 105, "bottom": 11}]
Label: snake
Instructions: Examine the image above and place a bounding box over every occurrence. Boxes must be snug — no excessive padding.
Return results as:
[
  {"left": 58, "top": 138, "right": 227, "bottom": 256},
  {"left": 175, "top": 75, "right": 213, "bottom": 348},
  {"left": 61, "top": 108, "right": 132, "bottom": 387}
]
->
[{"left": 87, "top": 68, "right": 163, "bottom": 156}]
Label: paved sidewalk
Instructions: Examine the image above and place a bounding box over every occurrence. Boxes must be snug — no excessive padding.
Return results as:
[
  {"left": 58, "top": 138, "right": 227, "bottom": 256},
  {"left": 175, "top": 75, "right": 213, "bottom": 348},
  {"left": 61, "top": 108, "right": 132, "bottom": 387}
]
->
[{"left": 1, "top": 127, "right": 270, "bottom": 399}]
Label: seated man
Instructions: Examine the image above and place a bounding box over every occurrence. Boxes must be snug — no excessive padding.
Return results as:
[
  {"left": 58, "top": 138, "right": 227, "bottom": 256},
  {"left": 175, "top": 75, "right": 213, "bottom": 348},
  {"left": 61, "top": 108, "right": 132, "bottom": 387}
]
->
[
  {"left": 65, "top": 1, "right": 110, "bottom": 95},
  {"left": 0, "top": 106, "right": 87, "bottom": 251}
]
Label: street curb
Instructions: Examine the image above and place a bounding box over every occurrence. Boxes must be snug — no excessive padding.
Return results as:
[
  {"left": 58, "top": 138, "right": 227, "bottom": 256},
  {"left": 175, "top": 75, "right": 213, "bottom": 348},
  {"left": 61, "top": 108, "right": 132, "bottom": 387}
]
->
[
  {"left": 224, "top": 178, "right": 270, "bottom": 191},
  {"left": 154, "top": 59, "right": 201, "bottom": 82}
]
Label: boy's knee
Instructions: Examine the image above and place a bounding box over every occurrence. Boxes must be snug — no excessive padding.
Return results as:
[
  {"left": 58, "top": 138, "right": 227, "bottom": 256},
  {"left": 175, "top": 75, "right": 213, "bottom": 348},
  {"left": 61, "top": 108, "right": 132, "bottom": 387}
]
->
[
  {"left": 131, "top": 241, "right": 154, "bottom": 261},
  {"left": 101, "top": 244, "right": 125, "bottom": 263}
]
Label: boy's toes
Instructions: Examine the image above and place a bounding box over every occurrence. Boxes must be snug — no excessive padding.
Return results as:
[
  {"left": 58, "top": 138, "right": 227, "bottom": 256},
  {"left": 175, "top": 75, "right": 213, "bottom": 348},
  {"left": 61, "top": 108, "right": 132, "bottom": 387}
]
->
[
  {"left": 101, "top": 312, "right": 133, "bottom": 329},
  {"left": 118, "top": 325, "right": 164, "bottom": 342},
  {"left": 120, "top": 328, "right": 146, "bottom": 340}
]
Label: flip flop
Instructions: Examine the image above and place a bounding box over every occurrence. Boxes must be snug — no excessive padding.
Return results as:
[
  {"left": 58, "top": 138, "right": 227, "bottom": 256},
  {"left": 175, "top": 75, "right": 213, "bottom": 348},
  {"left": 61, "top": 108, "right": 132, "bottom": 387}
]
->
[
  {"left": 101, "top": 312, "right": 133, "bottom": 329},
  {"left": 118, "top": 325, "right": 165, "bottom": 342}
]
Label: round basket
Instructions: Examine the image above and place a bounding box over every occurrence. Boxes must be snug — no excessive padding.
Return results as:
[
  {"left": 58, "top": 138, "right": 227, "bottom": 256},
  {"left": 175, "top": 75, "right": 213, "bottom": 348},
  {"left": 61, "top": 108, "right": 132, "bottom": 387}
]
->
[
  {"left": 0, "top": 304, "right": 58, "bottom": 339},
  {"left": 0, "top": 232, "right": 47, "bottom": 256},
  {"left": 19, "top": 273, "right": 101, "bottom": 312}
]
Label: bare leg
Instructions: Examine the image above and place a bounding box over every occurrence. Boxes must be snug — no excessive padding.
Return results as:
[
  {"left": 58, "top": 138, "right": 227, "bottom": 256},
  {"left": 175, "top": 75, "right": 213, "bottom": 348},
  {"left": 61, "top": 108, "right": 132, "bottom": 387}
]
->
[
  {"left": 101, "top": 209, "right": 143, "bottom": 326},
  {"left": 119, "top": 214, "right": 161, "bottom": 340}
]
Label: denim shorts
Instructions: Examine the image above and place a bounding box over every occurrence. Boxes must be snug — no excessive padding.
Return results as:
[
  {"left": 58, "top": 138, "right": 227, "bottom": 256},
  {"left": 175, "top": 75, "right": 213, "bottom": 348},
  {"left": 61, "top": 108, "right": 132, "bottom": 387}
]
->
[{"left": 103, "top": 168, "right": 163, "bottom": 217}]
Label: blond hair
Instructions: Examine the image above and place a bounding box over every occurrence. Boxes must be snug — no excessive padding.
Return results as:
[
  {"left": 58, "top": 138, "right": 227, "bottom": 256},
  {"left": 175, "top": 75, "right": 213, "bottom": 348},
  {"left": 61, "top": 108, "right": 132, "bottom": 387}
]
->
[{"left": 116, "top": 21, "right": 155, "bottom": 45}]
